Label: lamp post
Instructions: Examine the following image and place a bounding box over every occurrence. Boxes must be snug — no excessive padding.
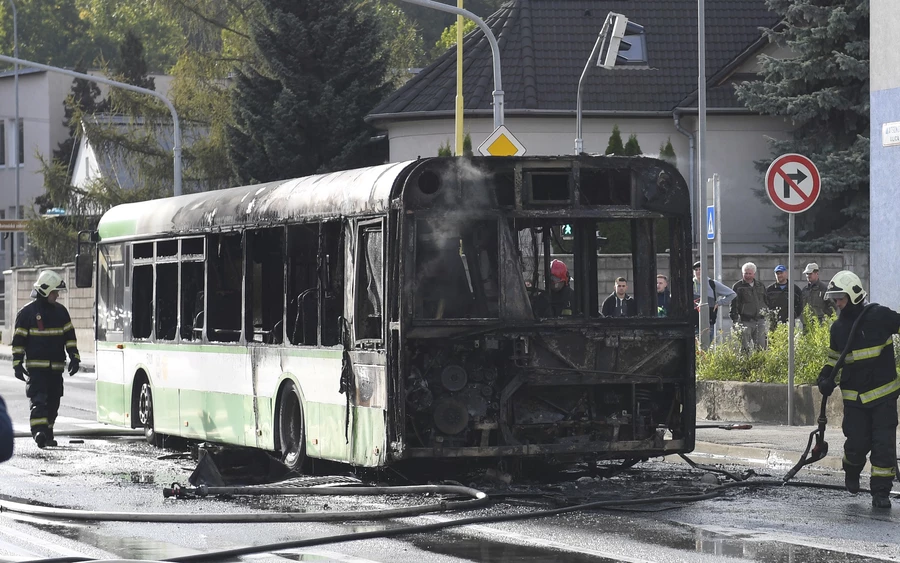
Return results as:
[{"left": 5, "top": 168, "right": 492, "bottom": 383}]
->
[
  {"left": 396, "top": 0, "right": 504, "bottom": 129},
  {"left": 6, "top": 0, "right": 18, "bottom": 267},
  {"left": 575, "top": 12, "right": 646, "bottom": 154},
  {"left": 0, "top": 55, "right": 182, "bottom": 198}
]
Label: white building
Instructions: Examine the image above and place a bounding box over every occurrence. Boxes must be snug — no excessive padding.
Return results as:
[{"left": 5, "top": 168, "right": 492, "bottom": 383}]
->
[{"left": 367, "top": 0, "right": 791, "bottom": 254}]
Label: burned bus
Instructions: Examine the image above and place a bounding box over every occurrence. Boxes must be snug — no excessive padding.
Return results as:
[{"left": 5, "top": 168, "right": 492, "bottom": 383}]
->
[{"left": 77, "top": 155, "right": 695, "bottom": 470}]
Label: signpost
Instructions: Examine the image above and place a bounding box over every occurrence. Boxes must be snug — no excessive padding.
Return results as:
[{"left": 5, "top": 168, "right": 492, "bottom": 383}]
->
[
  {"left": 765, "top": 153, "right": 821, "bottom": 425},
  {"left": 706, "top": 205, "right": 715, "bottom": 240},
  {"left": 478, "top": 125, "right": 526, "bottom": 157},
  {"left": 0, "top": 220, "right": 28, "bottom": 232}
]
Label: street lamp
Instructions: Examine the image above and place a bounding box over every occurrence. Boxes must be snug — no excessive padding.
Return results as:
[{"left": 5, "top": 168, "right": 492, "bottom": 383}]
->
[
  {"left": 395, "top": 0, "right": 504, "bottom": 129},
  {"left": 6, "top": 0, "right": 19, "bottom": 267},
  {"left": 0, "top": 55, "right": 182, "bottom": 198},
  {"left": 575, "top": 12, "right": 647, "bottom": 154}
]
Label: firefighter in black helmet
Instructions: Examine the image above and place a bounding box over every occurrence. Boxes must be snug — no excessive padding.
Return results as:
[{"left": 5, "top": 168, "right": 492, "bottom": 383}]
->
[
  {"left": 816, "top": 270, "right": 899, "bottom": 509},
  {"left": 12, "top": 270, "right": 81, "bottom": 448}
]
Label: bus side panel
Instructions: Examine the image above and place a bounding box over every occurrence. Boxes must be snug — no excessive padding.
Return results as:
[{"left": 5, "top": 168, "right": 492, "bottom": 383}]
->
[
  {"left": 95, "top": 347, "right": 126, "bottom": 426},
  {"left": 180, "top": 346, "right": 248, "bottom": 444},
  {"left": 279, "top": 350, "right": 346, "bottom": 461}
]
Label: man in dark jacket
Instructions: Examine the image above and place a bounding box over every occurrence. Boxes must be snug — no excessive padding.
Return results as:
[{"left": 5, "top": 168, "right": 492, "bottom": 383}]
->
[
  {"left": 816, "top": 270, "right": 899, "bottom": 509},
  {"left": 601, "top": 277, "right": 636, "bottom": 317},
  {"left": 765, "top": 264, "right": 802, "bottom": 329},
  {"left": 13, "top": 270, "right": 81, "bottom": 448},
  {"left": 730, "top": 262, "right": 768, "bottom": 352},
  {"left": 801, "top": 262, "right": 834, "bottom": 321},
  {"left": 656, "top": 274, "right": 671, "bottom": 317},
  {"left": 0, "top": 395, "right": 12, "bottom": 462}
]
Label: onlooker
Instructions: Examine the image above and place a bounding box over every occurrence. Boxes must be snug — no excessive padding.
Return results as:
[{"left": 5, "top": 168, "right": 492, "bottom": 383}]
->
[
  {"left": 656, "top": 274, "right": 671, "bottom": 317},
  {"left": 0, "top": 395, "right": 12, "bottom": 463},
  {"left": 692, "top": 261, "right": 736, "bottom": 335},
  {"left": 601, "top": 277, "right": 636, "bottom": 317},
  {"left": 765, "top": 264, "right": 803, "bottom": 329},
  {"left": 801, "top": 262, "right": 834, "bottom": 321},
  {"left": 730, "top": 262, "right": 768, "bottom": 352}
]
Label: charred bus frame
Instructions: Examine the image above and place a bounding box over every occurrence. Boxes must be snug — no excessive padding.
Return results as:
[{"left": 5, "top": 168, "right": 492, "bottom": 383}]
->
[{"left": 77, "top": 155, "right": 695, "bottom": 469}]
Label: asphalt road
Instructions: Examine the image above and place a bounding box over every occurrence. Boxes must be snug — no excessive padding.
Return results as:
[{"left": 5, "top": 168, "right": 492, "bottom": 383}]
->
[{"left": 0, "top": 358, "right": 898, "bottom": 563}]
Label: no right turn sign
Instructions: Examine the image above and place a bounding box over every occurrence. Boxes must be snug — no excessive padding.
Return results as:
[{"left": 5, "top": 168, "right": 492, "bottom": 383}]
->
[{"left": 765, "top": 153, "right": 820, "bottom": 214}]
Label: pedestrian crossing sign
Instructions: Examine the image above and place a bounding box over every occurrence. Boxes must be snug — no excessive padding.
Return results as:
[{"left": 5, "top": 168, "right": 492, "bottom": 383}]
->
[{"left": 707, "top": 206, "right": 715, "bottom": 240}]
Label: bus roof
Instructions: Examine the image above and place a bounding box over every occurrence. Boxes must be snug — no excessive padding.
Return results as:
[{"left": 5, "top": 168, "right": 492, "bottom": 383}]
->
[{"left": 96, "top": 160, "right": 417, "bottom": 241}]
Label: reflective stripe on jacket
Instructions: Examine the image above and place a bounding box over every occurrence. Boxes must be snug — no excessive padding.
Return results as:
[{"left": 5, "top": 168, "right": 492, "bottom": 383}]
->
[
  {"left": 825, "top": 303, "right": 900, "bottom": 406},
  {"left": 12, "top": 299, "right": 80, "bottom": 371}
]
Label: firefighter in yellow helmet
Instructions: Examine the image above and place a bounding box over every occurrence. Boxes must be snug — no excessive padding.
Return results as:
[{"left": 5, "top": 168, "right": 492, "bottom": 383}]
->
[
  {"left": 816, "top": 271, "right": 899, "bottom": 509},
  {"left": 12, "top": 270, "right": 81, "bottom": 448}
]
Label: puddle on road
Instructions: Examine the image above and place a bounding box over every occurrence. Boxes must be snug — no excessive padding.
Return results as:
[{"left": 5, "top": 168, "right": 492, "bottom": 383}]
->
[
  {"left": 406, "top": 535, "right": 621, "bottom": 562},
  {"left": 694, "top": 529, "right": 889, "bottom": 563}
]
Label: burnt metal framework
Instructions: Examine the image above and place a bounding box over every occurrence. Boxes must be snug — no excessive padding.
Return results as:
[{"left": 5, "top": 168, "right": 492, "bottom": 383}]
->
[
  {"left": 87, "top": 156, "right": 694, "bottom": 466},
  {"left": 392, "top": 156, "right": 695, "bottom": 462}
]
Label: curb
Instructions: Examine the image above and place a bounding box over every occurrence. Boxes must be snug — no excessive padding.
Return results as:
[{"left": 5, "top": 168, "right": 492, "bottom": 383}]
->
[
  {"left": 0, "top": 352, "right": 95, "bottom": 373},
  {"left": 689, "top": 440, "right": 848, "bottom": 474}
]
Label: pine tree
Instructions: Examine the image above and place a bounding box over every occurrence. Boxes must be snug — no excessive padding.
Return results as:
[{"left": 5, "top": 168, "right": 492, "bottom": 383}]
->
[
  {"left": 51, "top": 59, "right": 104, "bottom": 183},
  {"left": 227, "top": 0, "right": 389, "bottom": 183},
  {"left": 605, "top": 125, "right": 625, "bottom": 155},
  {"left": 659, "top": 137, "right": 677, "bottom": 165},
  {"left": 623, "top": 133, "right": 642, "bottom": 156},
  {"left": 735, "top": 0, "right": 869, "bottom": 252},
  {"left": 112, "top": 30, "right": 156, "bottom": 91}
]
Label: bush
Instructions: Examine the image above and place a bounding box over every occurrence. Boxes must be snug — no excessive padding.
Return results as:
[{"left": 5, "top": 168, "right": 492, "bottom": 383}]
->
[{"left": 697, "top": 306, "right": 833, "bottom": 384}]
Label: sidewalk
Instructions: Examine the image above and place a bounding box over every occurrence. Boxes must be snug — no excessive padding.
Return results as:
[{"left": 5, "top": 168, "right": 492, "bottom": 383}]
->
[
  {"left": 689, "top": 421, "right": 849, "bottom": 474},
  {"left": 0, "top": 344, "right": 95, "bottom": 373}
]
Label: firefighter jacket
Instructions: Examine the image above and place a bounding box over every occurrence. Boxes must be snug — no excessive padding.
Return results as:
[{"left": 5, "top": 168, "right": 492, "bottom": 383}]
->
[
  {"left": 730, "top": 279, "right": 767, "bottom": 323},
  {"left": 801, "top": 279, "right": 834, "bottom": 320},
  {"left": 12, "top": 298, "right": 80, "bottom": 372},
  {"left": 822, "top": 303, "right": 900, "bottom": 407}
]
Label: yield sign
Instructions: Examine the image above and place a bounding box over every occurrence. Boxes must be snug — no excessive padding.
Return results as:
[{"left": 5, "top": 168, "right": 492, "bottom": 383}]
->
[
  {"left": 765, "top": 153, "right": 820, "bottom": 213},
  {"left": 478, "top": 125, "right": 527, "bottom": 157}
]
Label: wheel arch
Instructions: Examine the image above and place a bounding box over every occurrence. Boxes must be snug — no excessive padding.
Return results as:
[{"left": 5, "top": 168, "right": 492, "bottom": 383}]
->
[{"left": 129, "top": 367, "right": 151, "bottom": 430}]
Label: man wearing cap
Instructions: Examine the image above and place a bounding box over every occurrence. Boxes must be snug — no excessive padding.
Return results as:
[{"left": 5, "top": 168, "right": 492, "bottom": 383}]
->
[
  {"left": 731, "top": 262, "right": 768, "bottom": 352},
  {"left": 765, "top": 264, "right": 802, "bottom": 329},
  {"left": 801, "top": 262, "right": 833, "bottom": 321}
]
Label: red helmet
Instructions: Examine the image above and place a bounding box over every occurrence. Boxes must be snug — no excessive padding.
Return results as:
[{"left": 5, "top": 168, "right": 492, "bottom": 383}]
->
[{"left": 550, "top": 259, "right": 568, "bottom": 282}]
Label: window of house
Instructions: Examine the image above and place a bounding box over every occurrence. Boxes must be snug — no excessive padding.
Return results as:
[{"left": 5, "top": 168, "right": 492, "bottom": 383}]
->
[
  {"left": 0, "top": 121, "right": 5, "bottom": 166},
  {"left": 355, "top": 222, "right": 383, "bottom": 341},
  {"left": 16, "top": 119, "right": 23, "bottom": 165}
]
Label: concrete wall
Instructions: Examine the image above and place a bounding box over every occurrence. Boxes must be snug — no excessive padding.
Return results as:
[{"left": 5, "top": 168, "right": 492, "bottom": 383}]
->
[
  {"left": 869, "top": 0, "right": 900, "bottom": 309},
  {"left": 384, "top": 113, "right": 791, "bottom": 255},
  {"left": 3, "top": 265, "right": 93, "bottom": 347}
]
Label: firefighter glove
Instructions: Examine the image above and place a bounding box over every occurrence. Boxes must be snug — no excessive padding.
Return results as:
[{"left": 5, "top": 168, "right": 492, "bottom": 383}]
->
[
  {"left": 817, "top": 368, "right": 836, "bottom": 398},
  {"left": 14, "top": 365, "right": 28, "bottom": 382},
  {"left": 68, "top": 359, "right": 80, "bottom": 376}
]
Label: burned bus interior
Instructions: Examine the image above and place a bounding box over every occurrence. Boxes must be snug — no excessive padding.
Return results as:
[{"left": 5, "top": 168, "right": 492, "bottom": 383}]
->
[
  {"left": 91, "top": 155, "right": 693, "bottom": 467},
  {"left": 396, "top": 156, "right": 694, "bottom": 462}
]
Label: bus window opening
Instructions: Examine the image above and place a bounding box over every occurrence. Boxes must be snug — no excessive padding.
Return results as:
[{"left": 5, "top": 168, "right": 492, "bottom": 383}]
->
[{"left": 206, "top": 233, "right": 242, "bottom": 342}]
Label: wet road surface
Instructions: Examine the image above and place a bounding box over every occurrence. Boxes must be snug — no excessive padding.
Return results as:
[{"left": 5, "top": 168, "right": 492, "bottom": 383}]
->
[{"left": 0, "top": 366, "right": 898, "bottom": 563}]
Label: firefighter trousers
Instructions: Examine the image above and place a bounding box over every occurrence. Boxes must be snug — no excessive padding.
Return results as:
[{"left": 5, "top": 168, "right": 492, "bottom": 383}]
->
[
  {"left": 841, "top": 398, "right": 898, "bottom": 495},
  {"left": 25, "top": 369, "right": 64, "bottom": 440}
]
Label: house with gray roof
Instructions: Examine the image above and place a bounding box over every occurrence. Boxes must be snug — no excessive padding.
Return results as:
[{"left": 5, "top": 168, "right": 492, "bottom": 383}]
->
[{"left": 367, "top": 0, "right": 790, "bottom": 253}]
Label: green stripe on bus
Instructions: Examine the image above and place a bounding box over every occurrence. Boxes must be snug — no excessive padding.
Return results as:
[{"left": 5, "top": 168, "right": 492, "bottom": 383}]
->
[
  {"left": 98, "top": 219, "right": 137, "bottom": 239},
  {"left": 97, "top": 341, "right": 342, "bottom": 359}
]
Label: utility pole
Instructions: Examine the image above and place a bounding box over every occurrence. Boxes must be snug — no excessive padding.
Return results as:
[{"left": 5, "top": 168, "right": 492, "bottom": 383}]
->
[
  {"left": 7, "top": 0, "right": 19, "bottom": 267},
  {"left": 697, "top": 0, "right": 710, "bottom": 348}
]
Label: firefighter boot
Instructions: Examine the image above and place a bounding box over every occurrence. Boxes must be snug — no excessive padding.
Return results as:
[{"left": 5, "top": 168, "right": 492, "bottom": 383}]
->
[
  {"left": 34, "top": 431, "right": 48, "bottom": 449},
  {"left": 872, "top": 492, "right": 892, "bottom": 509},
  {"left": 845, "top": 471, "right": 860, "bottom": 494},
  {"left": 46, "top": 428, "right": 57, "bottom": 447}
]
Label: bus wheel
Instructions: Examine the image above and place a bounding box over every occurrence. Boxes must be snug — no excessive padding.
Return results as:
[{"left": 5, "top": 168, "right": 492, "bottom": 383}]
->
[
  {"left": 138, "top": 381, "right": 161, "bottom": 447},
  {"left": 277, "top": 381, "right": 306, "bottom": 472}
]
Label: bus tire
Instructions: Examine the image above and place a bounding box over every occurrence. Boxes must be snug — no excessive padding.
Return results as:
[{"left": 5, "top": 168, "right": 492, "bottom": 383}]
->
[
  {"left": 277, "top": 381, "right": 306, "bottom": 472},
  {"left": 137, "top": 380, "right": 161, "bottom": 447}
]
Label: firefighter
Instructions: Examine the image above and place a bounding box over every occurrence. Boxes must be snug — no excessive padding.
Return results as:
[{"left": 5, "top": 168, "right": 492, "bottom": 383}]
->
[
  {"left": 12, "top": 270, "right": 81, "bottom": 448},
  {"left": 816, "top": 271, "right": 899, "bottom": 509}
]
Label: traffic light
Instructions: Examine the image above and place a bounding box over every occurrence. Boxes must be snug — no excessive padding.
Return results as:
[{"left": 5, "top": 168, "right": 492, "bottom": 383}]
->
[
  {"left": 561, "top": 224, "right": 574, "bottom": 240},
  {"left": 600, "top": 15, "right": 647, "bottom": 69}
]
